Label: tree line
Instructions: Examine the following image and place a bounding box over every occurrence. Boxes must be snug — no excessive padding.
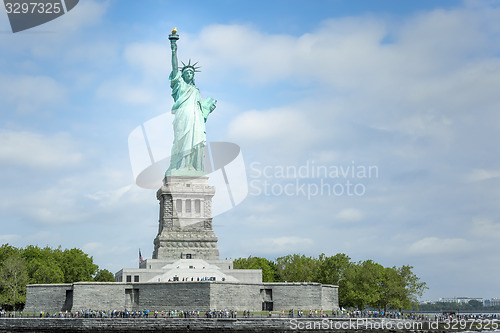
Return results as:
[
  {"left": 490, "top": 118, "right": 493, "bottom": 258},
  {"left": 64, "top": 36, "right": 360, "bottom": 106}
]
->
[
  {"left": 416, "top": 301, "right": 500, "bottom": 312},
  {"left": 1, "top": 244, "right": 427, "bottom": 312},
  {"left": 0, "top": 244, "right": 114, "bottom": 310},
  {"left": 234, "top": 253, "right": 427, "bottom": 311}
]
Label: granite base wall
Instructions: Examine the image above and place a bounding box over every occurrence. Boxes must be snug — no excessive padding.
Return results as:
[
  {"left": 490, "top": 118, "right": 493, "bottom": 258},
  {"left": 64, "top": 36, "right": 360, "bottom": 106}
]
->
[
  {"left": 133, "top": 282, "right": 211, "bottom": 310},
  {"left": 25, "top": 282, "right": 338, "bottom": 312},
  {"left": 72, "top": 283, "right": 127, "bottom": 311},
  {"left": 321, "top": 285, "right": 339, "bottom": 310},
  {"left": 210, "top": 283, "right": 261, "bottom": 311},
  {"left": 24, "top": 284, "right": 73, "bottom": 313},
  {"left": 264, "top": 283, "right": 337, "bottom": 311}
]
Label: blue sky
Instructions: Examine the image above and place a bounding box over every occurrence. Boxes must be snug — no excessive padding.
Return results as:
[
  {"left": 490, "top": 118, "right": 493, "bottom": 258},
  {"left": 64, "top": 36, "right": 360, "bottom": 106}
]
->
[{"left": 1, "top": 0, "right": 500, "bottom": 302}]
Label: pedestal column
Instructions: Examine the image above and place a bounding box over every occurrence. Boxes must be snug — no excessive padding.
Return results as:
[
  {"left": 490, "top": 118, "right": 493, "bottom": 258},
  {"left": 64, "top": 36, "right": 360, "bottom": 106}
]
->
[{"left": 152, "top": 176, "right": 220, "bottom": 260}]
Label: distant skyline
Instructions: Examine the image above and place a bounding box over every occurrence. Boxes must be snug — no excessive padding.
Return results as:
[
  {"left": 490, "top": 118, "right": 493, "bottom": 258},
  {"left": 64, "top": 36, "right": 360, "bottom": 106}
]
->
[{"left": 1, "top": 0, "right": 500, "bottom": 301}]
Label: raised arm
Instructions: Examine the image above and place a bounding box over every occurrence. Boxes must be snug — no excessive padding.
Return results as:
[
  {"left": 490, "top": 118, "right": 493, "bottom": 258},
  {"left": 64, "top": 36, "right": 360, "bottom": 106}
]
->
[{"left": 171, "top": 40, "right": 178, "bottom": 77}]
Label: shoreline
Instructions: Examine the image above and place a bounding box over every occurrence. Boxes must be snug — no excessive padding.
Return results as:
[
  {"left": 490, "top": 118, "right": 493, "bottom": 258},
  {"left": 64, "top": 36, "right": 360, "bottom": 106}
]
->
[{"left": 1, "top": 317, "right": 499, "bottom": 333}]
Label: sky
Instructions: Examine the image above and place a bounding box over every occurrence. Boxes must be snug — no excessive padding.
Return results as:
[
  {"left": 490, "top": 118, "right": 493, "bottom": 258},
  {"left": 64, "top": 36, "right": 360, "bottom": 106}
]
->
[{"left": 1, "top": 0, "right": 500, "bottom": 302}]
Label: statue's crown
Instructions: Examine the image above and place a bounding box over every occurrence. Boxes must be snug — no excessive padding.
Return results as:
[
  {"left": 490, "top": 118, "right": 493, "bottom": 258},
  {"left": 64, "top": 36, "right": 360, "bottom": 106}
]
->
[{"left": 180, "top": 59, "right": 201, "bottom": 73}]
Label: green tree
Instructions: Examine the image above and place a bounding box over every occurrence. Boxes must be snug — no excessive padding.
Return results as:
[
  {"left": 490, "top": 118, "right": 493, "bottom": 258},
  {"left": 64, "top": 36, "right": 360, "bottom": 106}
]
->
[
  {"left": 0, "top": 254, "right": 29, "bottom": 310},
  {"left": 93, "top": 269, "right": 116, "bottom": 282},
  {"left": 468, "top": 300, "right": 483, "bottom": 309},
  {"left": 232, "top": 252, "right": 428, "bottom": 312},
  {"left": 22, "top": 245, "right": 64, "bottom": 284},
  {"left": 275, "top": 254, "right": 318, "bottom": 282},
  {"left": 31, "top": 260, "right": 65, "bottom": 284},
  {"left": 376, "top": 266, "right": 401, "bottom": 311},
  {"left": 377, "top": 265, "right": 427, "bottom": 311},
  {"left": 339, "top": 260, "right": 385, "bottom": 309},
  {"left": 233, "top": 256, "right": 280, "bottom": 282},
  {"left": 0, "top": 244, "right": 20, "bottom": 263},
  {"left": 60, "top": 248, "right": 98, "bottom": 282},
  {"left": 0, "top": 243, "right": 118, "bottom": 309},
  {"left": 393, "top": 265, "right": 427, "bottom": 310},
  {"left": 358, "top": 260, "right": 385, "bottom": 309},
  {"left": 315, "top": 253, "right": 352, "bottom": 285},
  {"left": 339, "top": 262, "right": 361, "bottom": 308}
]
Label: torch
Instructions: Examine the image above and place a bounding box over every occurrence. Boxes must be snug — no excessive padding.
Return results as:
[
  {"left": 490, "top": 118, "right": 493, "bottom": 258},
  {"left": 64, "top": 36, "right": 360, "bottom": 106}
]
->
[{"left": 169, "top": 27, "right": 179, "bottom": 44}]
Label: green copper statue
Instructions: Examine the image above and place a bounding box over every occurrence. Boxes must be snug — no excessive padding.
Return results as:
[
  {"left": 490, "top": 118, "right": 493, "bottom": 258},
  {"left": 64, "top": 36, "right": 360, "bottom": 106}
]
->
[{"left": 166, "top": 28, "right": 216, "bottom": 176}]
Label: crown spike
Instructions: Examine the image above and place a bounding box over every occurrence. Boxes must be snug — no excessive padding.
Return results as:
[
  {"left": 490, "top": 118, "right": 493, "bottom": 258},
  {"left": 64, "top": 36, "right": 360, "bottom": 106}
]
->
[{"left": 180, "top": 59, "right": 202, "bottom": 73}]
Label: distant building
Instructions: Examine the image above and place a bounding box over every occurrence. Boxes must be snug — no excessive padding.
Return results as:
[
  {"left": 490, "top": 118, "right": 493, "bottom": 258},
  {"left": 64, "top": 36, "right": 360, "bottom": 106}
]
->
[
  {"left": 484, "top": 298, "right": 500, "bottom": 307},
  {"left": 438, "top": 297, "right": 483, "bottom": 304},
  {"left": 419, "top": 300, "right": 435, "bottom": 304}
]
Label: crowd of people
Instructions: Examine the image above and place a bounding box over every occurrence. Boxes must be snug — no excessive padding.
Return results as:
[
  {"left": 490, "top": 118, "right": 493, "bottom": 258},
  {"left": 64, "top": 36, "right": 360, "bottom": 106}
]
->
[
  {"left": 31, "top": 309, "right": 243, "bottom": 319},
  {"left": 0, "top": 310, "right": 21, "bottom": 318},
  {"left": 333, "top": 310, "right": 499, "bottom": 321},
  {"left": 2, "top": 308, "right": 499, "bottom": 321},
  {"left": 166, "top": 277, "right": 221, "bottom": 282}
]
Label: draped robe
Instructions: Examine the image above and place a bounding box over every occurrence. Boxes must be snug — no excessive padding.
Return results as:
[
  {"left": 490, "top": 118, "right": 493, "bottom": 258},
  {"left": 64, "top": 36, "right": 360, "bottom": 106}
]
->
[{"left": 166, "top": 71, "right": 211, "bottom": 175}]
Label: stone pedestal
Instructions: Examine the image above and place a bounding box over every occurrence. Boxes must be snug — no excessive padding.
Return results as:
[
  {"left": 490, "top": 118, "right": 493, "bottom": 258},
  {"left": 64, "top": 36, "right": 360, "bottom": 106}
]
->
[{"left": 152, "top": 176, "right": 219, "bottom": 260}]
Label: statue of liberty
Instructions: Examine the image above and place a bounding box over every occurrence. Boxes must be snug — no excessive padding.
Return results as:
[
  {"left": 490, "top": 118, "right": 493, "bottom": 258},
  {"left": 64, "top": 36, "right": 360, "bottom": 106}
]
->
[{"left": 166, "top": 28, "right": 216, "bottom": 176}]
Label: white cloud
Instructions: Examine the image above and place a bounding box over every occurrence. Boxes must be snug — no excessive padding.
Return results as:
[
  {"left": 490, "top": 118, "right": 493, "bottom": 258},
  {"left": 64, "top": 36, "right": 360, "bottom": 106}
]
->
[
  {"left": 119, "top": 7, "right": 500, "bottom": 161},
  {"left": 0, "top": 130, "right": 83, "bottom": 169},
  {"left": 119, "top": 19, "right": 387, "bottom": 86},
  {"left": 82, "top": 241, "right": 131, "bottom": 263},
  {"left": 46, "top": 0, "right": 108, "bottom": 34},
  {"left": 336, "top": 208, "right": 364, "bottom": 222},
  {"left": 0, "top": 234, "right": 20, "bottom": 243},
  {"left": 0, "top": 170, "right": 154, "bottom": 228},
  {"left": 96, "top": 79, "right": 156, "bottom": 105},
  {"left": 308, "top": 150, "right": 342, "bottom": 165},
  {"left": 22, "top": 185, "right": 89, "bottom": 225},
  {"left": 195, "top": 10, "right": 500, "bottom": 110},
  {"left": 0, "top": 75, "right": 66, "bottom": 114},
  {"left": 408, "top": 237, "right": 473, "bottom": 255},
  {"left": 228, "top": 108, "right": 304, "bottom": 141},
  {"left": 238, "top": 214, "right": 283, "bottom": 227},
  {"left": 227, "top": 107, "right": 321, "bottom": 158},
  {"left": 22, "top": 231, "right": 59, "bottom": 245},
  {"left": 63, "top": 40, "right": 120, "bottom": 69},
  {"left": 180, "top": 8, "right": 500, "bottom": 170},
  {"left": 473, "top": 218, "right": 500, "bottom": 238},
  {"left": 86, "top": 185, "right": 133, "bottom": 207},
  {"left": 248, "top": 236, "right": 314, "bottom": 255},
  {"left": 467, "top": 169, "right": 500, "bottom": 182},
  {"left": 124, "top": 42, "right": 170, "bottom": 79},
  {"left": 82, "top": 242, "right": 103, "bottom": 253},
  {"left": 0, "top": 0, "right": 109, "bottom": 58},
  {"left": 194, "top": 24, "right": 301, "bottom": 84}
]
